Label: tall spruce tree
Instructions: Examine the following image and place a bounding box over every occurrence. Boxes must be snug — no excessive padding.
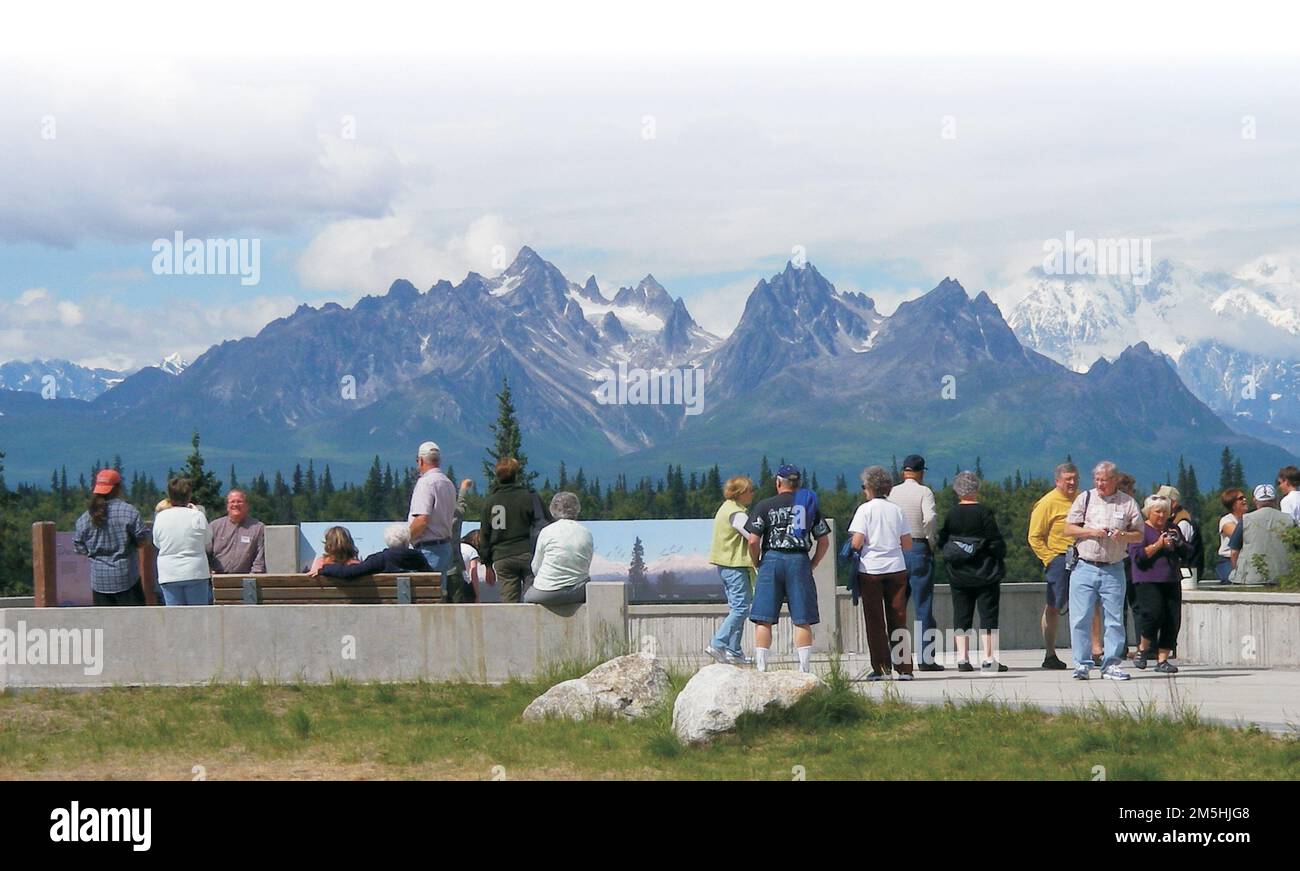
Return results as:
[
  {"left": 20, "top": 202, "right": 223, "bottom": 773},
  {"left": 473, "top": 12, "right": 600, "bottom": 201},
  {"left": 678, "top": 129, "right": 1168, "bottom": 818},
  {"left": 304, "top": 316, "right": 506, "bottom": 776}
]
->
[
  {"left": 183, "top": 431, "right": 223, "bottom": 511},
  {"left": 483, "top": 376, "right": 535, "bottom": 489},
  {"left": 628, "top": 536, "right": 648, "bottom": 592}
]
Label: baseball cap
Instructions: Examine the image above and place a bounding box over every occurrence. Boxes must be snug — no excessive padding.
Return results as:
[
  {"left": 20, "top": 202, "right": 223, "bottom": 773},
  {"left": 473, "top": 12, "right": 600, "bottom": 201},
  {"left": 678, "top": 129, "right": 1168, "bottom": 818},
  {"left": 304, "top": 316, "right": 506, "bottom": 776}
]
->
[
  {"left": 417, "top": 441, "right": 441, "bottom": 459},
  {"left": 775, "top": 463, "right": 801, "bottom": 480},
  {"left": 93, "top": 469, "right": 122, "bottom": 495},
  {"left": 1253, "top": 483, "right": 1276, "bottom": 502},
  {"left": 902, "top": 454, "right": 926, "bottom": 472}
]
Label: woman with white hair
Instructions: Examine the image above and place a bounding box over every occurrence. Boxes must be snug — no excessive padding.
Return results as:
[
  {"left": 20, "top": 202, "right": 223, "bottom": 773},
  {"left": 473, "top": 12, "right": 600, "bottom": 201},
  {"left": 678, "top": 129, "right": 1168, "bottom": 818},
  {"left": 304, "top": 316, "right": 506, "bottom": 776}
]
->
[
  {"left": 313, "top": 522, "right": 433, "bottom": 579},
  {"left": 1126, "top": 495, "right": 1186, "bottom": 673},
  {"left": 937, "top": 471, "right": 1008, "bottom": 672},
  {"left": 524, "top": 491, "right": 593, "bottom": 605}
]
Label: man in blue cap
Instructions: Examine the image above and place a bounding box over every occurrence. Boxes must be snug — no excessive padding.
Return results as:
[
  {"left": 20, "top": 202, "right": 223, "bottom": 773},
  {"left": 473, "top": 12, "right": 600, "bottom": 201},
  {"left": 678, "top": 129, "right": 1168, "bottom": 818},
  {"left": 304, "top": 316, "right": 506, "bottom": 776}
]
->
[
  {"left": 744, "top": 464, "right": 831, "bottom": 673},
  {"left": 889, "top": 454, "right": 944, "bottom": 670}
]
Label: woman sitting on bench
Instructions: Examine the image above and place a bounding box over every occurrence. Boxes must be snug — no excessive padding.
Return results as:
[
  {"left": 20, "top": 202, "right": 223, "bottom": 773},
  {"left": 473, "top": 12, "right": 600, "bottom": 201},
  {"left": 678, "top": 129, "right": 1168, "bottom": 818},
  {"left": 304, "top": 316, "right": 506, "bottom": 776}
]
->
[{"left": 311, "top": 523, "right": 432, "bottom": 580}]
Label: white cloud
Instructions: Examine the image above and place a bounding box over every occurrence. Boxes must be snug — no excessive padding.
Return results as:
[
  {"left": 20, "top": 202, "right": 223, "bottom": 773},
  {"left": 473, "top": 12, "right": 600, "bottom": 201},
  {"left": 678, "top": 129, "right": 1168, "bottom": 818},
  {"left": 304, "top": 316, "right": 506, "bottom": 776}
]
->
[
  {"left": 683, "top": 279, "right": 759, "bottom": 337},
  {"left": 296, "top": 213, "right": 527, "bottom": 295},
  {"left": 0, "top": 287, "right": 298, "bottom": 371}
]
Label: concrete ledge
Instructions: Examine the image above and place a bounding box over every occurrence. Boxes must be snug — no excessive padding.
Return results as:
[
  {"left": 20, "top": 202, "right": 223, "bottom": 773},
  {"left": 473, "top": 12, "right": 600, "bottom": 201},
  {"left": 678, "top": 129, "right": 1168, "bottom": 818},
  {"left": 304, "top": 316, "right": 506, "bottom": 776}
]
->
[{"left": 0, "top": 597, "right": 35, "bottom": 609}]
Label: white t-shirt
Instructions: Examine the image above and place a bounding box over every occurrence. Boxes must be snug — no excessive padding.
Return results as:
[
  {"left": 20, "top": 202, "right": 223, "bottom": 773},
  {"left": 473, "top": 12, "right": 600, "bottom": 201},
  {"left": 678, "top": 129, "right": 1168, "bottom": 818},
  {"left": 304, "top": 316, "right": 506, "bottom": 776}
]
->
[
  {"left": 1281, "top": 490, "right": 1300, "bottom": 525},
  {"left": 152, "top": 505, "right": 212, "bottom": 584},
  {"left": 848, "top": 499, "right": 909, "bottom": 574},
  {"left": 460, "top": 543, "right": 479, "bottom": 568},
  {"left": 1218, "top": 514, "right": 1238, "bottom": 558}
]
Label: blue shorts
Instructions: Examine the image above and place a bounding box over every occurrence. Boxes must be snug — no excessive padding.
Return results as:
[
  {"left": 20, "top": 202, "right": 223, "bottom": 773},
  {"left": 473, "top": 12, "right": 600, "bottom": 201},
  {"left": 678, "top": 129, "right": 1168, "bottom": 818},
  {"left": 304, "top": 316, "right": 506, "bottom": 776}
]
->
[
  {"left": 749, "top": 550, "right": 819, "bottom": 626},
  {"left": 1044, "top": 553, "right": 1071, "bottom": 612}
]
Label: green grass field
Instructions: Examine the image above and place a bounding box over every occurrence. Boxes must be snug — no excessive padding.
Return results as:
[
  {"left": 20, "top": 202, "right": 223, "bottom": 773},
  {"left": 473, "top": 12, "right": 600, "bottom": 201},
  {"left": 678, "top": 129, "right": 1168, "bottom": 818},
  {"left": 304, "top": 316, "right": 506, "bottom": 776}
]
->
[{"left": 2, "top": 661, "right": 1297, "bottom": 780}]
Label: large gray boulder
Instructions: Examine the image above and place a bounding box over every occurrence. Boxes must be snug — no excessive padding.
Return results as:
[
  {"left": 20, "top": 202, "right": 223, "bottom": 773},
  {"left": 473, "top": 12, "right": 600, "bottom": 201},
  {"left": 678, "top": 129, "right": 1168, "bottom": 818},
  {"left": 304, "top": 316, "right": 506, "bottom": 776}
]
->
[
  {"left": 523, "top": 653, "right": 670, "bottom": 721},
  {"left": 672, "top": 664, "right": 824, "bottom": 743}
]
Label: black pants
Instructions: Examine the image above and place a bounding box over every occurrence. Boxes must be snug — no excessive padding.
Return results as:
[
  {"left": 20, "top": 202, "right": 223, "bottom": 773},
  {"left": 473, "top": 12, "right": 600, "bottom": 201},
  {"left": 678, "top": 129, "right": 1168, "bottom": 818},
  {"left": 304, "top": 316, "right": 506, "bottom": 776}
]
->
[
  {"left": 1134, "top": 582, "right": 1181, "bottom": 652},
  {"left": 92, "top": 582, "right": 145, "bottom": 606},
  {"left": 951, "top": 583, "right": 1001, "bottom": 631}
]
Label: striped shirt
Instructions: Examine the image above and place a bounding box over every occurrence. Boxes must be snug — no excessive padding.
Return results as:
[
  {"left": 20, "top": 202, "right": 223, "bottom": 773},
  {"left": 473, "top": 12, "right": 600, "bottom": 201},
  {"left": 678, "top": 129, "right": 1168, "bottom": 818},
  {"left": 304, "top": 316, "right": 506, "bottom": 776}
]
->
[
  {"left": 73, "top": 499, "right": 151, "bottom": 593},
  {"left": 887, "top": 478, "right": 938, "bottom": 548}
]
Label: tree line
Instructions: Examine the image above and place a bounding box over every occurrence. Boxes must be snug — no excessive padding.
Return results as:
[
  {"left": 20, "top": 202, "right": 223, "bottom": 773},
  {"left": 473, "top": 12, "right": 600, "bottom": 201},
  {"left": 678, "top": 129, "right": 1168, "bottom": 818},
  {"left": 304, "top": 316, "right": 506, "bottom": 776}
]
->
[{"left": 0, "top": 378, "right": 1291, "bottom": 594}]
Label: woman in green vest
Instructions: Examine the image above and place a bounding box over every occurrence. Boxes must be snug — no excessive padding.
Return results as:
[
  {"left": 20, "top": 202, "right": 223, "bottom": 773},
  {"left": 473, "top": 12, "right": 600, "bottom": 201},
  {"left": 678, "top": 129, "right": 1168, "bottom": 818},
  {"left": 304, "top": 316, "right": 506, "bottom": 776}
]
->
[{"left": 706, "top": 476, "right": 757, "bottom": 665}]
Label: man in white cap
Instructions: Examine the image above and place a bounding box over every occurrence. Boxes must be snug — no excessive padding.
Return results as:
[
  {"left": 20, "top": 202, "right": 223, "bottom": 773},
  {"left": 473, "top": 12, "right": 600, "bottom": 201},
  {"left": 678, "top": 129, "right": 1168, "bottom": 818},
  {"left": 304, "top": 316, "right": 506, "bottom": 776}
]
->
[
  {"left": 1228, "top": 484, "right": 1296, "bottom": 584},
  {"left": 409, "top": 441, "right": 459, "bottom": 598}
]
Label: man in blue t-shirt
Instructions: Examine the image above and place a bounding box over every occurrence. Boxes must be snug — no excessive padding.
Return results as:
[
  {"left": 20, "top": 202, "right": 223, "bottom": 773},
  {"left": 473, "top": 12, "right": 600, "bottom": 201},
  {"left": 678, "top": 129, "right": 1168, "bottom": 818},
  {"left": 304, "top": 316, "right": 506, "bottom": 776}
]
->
[{"left": 744, "top": 464, "right": 831, "bottom": 673}]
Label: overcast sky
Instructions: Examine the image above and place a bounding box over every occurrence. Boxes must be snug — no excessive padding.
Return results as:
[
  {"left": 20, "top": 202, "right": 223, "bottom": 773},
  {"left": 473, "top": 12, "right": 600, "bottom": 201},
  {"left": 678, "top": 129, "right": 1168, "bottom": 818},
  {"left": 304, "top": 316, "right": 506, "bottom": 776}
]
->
[{"left": 4, "top": 3, "right": 1300, "bottom": 370}]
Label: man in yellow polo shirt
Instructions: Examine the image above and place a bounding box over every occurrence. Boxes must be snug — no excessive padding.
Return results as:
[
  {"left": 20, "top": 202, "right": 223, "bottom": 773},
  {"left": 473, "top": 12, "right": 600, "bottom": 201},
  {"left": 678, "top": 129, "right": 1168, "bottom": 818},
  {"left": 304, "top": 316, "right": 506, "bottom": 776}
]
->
[{"left": 1028, "top": 462, "right": 1078, "bottom": 669}]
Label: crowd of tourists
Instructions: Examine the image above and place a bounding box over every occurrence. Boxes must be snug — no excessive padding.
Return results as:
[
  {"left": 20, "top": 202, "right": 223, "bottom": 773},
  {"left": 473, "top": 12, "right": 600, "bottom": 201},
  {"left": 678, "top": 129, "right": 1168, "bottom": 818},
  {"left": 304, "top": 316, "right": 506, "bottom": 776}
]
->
[
  {"left": 68, "top": 443, "right": 1299, "bottom": 685},
  {"left": 69, "top": 441, "right": 594, "bottom": 609},
  {"left": 707, "top": 457, "right": 1298, "bottom": 678}
]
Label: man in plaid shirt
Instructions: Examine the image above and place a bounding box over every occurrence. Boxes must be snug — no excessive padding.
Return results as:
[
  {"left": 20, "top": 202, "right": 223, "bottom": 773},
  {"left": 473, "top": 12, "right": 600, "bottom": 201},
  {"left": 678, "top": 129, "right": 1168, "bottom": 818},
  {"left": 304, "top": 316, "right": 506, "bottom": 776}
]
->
[{"left": 73, "top": 469, "right": 151, "bottom": 605}]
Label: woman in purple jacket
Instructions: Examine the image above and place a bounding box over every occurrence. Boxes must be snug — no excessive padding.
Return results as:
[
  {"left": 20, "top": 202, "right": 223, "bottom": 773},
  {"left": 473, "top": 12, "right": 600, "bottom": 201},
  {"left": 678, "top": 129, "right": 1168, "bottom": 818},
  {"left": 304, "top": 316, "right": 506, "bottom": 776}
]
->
[{"left": 1127, "top": 495, "right": 1187, "bottom": 673}]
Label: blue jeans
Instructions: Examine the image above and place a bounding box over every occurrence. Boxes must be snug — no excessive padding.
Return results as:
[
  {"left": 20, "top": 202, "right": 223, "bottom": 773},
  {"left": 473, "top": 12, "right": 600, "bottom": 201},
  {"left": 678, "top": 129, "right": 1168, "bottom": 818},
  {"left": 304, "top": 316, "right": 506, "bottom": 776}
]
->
[
  {"left": 904, "top": 541, "right": 938, "bottom": 664},
  {"left": 160, "top": 578, "right": 213, "bottom": 606},
  {"left": 417, "top": 541, "right": 454, "bottom": 598},
  {"left": 1068, "top": 560, "right": 1127, "bottom": 668},
  {"left": 1215, "top": 557, "right": 1232, "bottom": 583},
  {"left": 711, "top": 566, "right": 753, "bottom": 655}
]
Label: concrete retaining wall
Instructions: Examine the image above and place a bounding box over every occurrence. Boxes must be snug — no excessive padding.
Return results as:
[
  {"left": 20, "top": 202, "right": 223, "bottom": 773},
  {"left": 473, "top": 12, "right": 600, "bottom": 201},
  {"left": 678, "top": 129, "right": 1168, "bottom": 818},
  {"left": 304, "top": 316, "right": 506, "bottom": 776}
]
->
[
  {"left": 3, "top": 582, "right": 1297, "bottom": 688},
  {"left": 0, "top": 582, "right": 628, "bottom": 688},
  {"left": 1178, "top": 589, "right": 1300, "bottom": 667}
]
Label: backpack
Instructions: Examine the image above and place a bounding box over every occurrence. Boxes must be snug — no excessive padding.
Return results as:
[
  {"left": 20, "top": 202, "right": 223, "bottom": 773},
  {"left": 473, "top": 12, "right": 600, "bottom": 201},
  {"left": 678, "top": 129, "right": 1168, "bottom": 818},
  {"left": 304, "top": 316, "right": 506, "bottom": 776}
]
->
[
  {"left": 942, "top": 535, "right": 1005, "bottom": 587},
  {"left": 838, "top": 534, "right": 863, "bottom": 606},
  {"left": 1172, "top": 509, "right": 1204, "bottom": 574}
]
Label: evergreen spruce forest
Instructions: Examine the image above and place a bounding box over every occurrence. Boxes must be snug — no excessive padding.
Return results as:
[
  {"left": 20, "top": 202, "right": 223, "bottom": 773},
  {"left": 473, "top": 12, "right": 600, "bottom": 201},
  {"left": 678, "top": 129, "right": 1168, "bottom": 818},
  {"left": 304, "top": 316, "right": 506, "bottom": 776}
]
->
[{"left": 0, "top": 378, "right": 1271, "bottom": 595}]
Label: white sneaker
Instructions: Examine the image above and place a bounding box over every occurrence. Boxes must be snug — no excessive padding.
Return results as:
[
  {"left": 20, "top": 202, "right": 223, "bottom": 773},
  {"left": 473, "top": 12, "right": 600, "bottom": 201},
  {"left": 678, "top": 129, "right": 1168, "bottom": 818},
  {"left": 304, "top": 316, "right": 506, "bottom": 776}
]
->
[
  {"left": 1102, "top": 664, "right": 1131, "bottom": 681},
  {"left": 703, "top": 645, "right": 727, "bottom": 664}
]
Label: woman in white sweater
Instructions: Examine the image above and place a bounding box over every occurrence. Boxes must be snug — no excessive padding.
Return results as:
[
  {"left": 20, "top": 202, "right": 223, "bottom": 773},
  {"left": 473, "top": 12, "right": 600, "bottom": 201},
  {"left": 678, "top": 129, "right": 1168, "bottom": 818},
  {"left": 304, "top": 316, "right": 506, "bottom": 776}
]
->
[
  {"left": 151, "top": 477, "right": 214, "bottom": 606},
  {"left": 524, "top": 491, "right": 593, "bottom": 606}
]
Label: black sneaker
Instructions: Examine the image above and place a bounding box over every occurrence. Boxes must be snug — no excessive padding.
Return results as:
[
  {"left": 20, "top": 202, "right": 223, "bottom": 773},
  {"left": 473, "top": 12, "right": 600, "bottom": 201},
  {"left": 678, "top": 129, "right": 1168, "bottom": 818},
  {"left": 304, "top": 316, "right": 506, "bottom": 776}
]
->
[
  {"left": 918, "top": 662, "right": 946, "bottom": 672},
  {"left": 1134, "top": 648, "right": 1149, "bottom": 670},
  {"left": 1041, "top": 654, "right": 1068, "bottom": 670},
  {"left": 1155, "top": 660, "right": 1179, "bottom": 674},
  {"left": 957, "top": 660, "right": 975, "bottom": 672}
]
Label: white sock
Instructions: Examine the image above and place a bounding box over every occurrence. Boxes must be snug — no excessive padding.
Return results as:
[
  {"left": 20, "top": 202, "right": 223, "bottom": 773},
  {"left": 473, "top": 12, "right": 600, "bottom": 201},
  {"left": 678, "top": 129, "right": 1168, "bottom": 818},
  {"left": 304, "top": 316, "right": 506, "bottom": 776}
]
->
[
  {"left": 755, "top": 647, "right": 769, "bottom": 672},
  {"left": 797, "top": 646, "right": 813, "bottom": 673}
]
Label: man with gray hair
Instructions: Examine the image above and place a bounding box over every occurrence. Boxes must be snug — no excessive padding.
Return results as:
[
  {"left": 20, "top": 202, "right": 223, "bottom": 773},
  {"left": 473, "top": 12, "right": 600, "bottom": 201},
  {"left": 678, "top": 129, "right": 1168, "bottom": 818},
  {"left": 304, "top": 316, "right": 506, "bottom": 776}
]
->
[
  {"left": 1063, "top": 460, "right": 1143, "bottom": 680},
  {"left": 408, "top": 440, "right": 458, "bottom": 599}
]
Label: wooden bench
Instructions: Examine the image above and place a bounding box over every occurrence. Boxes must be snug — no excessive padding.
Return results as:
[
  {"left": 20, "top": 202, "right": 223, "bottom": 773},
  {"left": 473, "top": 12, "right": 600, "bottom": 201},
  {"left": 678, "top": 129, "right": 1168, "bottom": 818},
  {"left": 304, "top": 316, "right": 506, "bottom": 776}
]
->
[{"left": 212, "top": 573, "right": 444, "bottom": 605}]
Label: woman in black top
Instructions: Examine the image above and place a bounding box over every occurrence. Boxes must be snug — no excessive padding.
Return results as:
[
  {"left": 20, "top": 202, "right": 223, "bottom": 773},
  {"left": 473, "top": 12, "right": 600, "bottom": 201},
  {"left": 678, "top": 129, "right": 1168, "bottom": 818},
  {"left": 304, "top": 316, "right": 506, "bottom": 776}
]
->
[{"left": 937, "top": 471, "right": 1008, "bottom": 672}]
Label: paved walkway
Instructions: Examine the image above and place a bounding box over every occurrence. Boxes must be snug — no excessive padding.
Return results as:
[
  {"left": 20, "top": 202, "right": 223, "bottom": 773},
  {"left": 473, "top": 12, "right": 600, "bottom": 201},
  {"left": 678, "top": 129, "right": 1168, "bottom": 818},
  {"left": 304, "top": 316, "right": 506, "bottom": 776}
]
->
[{"left": 671, "top": 650, "right": 1300, "bottom": 734}]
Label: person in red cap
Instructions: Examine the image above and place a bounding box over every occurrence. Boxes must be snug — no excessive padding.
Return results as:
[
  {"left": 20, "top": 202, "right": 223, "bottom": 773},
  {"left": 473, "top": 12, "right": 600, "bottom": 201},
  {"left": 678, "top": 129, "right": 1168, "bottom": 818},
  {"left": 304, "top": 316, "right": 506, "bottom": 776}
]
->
[{"left": 72, "top": 469, "right": 151, "bottom": 605}]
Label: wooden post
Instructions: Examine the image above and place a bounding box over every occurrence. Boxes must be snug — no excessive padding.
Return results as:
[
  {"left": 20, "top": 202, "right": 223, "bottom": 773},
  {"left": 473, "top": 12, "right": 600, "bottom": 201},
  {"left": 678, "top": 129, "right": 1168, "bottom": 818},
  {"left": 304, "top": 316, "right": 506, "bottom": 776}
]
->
[
  {"left": 31, "top": 521, "right": 57, "bottom": 607},
  {"left": 139, "top": 532, "right": 159, "bottom": 606}
]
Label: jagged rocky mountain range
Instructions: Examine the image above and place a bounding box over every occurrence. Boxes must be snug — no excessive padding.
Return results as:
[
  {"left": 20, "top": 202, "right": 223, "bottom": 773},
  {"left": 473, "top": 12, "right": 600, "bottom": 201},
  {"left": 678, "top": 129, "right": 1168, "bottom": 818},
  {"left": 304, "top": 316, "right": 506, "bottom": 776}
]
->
[
  {"left": 1006, "top": 257, "right": 1300, "bottom": 454},
  {"left": 0, "top": 354, "right": 189, "bottom": 401},
  {"left": 0, "top": 247, "right": 1294, "bottom": 487}
]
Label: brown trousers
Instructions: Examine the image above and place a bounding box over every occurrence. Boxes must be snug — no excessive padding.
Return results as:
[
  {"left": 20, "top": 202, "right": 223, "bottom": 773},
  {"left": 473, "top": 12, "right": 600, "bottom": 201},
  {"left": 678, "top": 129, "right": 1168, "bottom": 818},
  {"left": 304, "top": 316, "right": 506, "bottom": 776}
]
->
[{"left": 859, "top": 571, "right": 914, "bottom": 675}]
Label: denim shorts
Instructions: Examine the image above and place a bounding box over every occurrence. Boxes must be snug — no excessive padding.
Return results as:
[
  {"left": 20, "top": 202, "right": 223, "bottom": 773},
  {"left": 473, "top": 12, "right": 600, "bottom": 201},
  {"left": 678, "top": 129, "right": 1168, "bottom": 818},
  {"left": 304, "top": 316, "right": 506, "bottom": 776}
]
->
[
  {"left": 749, "top": 550, "right": 819, "bottom": 626},
  {"left": 1044, "top": 553, "right": 1070, "bottom": 612}
]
